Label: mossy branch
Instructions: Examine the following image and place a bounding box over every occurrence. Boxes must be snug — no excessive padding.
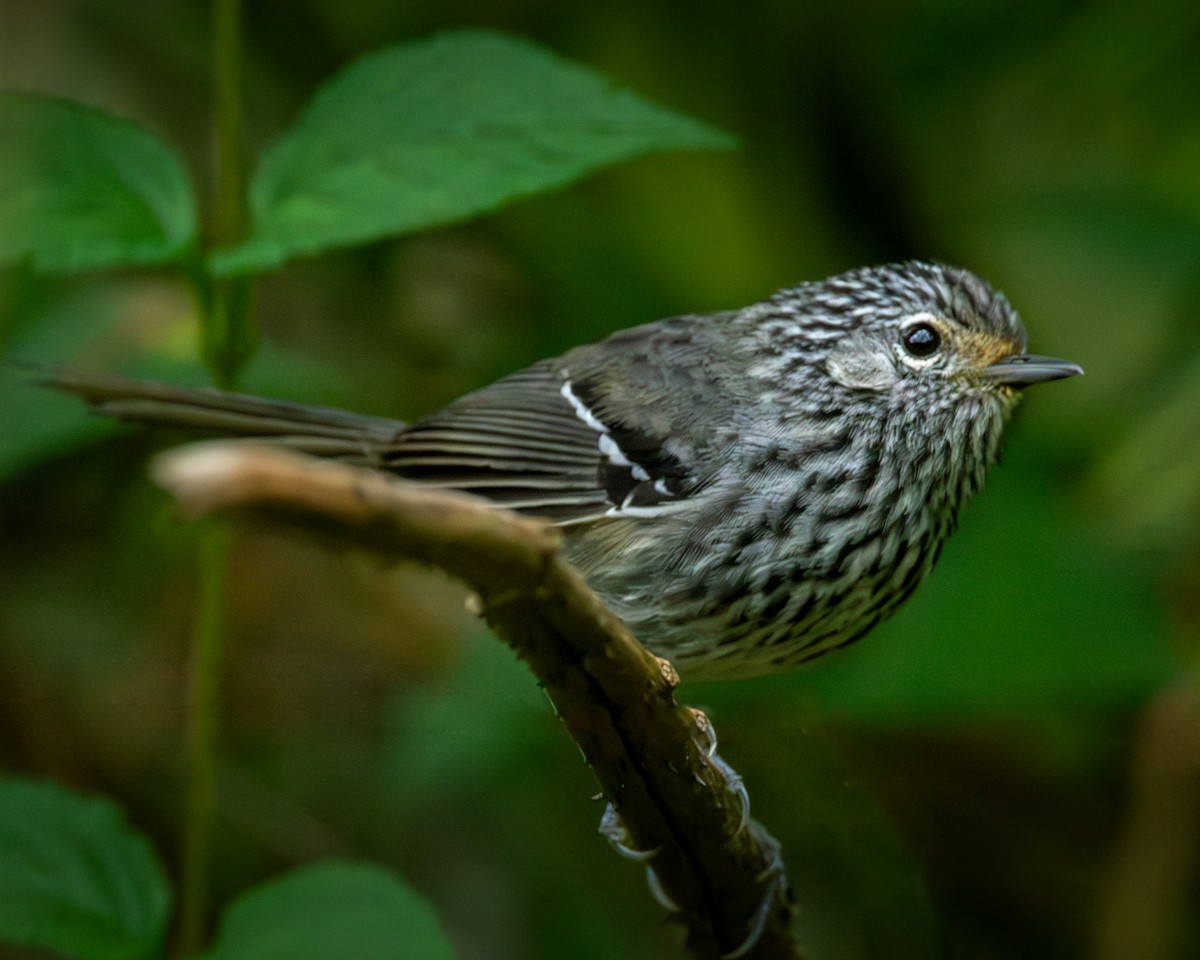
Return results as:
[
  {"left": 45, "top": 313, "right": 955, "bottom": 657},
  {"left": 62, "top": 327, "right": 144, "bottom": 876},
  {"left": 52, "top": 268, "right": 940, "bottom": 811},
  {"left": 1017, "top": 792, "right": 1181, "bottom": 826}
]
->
[{"left": 152, "top": 442, "right": 802, "bottom": 960}]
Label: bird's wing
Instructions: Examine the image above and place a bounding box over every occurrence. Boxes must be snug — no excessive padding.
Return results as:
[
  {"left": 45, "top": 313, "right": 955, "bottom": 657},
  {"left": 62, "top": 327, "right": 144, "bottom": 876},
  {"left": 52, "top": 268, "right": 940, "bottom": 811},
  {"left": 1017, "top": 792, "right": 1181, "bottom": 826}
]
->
[
  {"left": 37, "top": 317, "right": 711, "bottom": 527},
  {"left": 387, "top": 361, "right": 692, "bottom": 525}
]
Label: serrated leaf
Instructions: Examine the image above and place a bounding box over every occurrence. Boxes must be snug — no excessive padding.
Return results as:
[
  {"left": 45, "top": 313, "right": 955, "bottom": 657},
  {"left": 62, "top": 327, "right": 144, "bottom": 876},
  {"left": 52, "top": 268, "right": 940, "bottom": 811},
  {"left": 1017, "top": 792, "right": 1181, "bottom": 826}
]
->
[
  {"left": 202, "top": 861, "right": 456, "bottom": 960},
  {"left": 211, "top": 30, "right": 735, "bottom": 275},
  {"left": 0, "top": 777, "right": 171, "bottom": 960},
  {"left": 0, "top": 93, "right": 197, "bottom": 272}
]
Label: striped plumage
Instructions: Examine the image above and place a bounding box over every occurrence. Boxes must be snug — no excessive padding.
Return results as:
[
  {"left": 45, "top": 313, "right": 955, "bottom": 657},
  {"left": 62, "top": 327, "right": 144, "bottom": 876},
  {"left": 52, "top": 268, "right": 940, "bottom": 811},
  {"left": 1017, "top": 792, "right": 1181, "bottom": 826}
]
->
[{"left": 46, "top": 262, "right": 1082, "bottom": 680}]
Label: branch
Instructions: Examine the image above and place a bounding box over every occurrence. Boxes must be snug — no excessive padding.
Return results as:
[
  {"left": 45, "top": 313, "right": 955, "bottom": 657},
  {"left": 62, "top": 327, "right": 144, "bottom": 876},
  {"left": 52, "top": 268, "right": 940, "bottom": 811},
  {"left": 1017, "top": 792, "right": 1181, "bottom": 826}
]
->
[{"left": 153, "top": 442, "right": 802, "bottom": 960}]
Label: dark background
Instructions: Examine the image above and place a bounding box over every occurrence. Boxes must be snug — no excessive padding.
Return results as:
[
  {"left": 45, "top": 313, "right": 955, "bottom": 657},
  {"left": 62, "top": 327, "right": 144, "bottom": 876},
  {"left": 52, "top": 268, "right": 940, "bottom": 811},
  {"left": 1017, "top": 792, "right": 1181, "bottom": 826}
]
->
[{"left": 2, "top": 1, "right": 1198, "bottom": 958}]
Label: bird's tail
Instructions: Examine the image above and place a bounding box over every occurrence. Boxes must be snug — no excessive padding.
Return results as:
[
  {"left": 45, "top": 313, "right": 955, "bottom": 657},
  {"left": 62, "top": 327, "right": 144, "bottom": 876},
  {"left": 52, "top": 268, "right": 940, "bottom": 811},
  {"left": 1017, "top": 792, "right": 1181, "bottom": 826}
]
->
[{"left": 38, "top": 367, "right": 406, "bottom": 462}]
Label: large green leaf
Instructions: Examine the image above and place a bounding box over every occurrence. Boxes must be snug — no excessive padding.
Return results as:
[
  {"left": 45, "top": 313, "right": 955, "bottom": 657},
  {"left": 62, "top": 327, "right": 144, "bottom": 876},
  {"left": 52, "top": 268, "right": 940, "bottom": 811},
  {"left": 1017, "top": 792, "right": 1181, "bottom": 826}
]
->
[
  {"left": 211, "top": 30, "right": 735, "bottom": 275},
  {"left": 0, "top": 93, "right": 197, "bottom": 272},
  {"left": 0, "top": 777, "right": 171, "bottom": 960},
  {"left": 202, "top": 861, "right": 456, "bottom": 960}
]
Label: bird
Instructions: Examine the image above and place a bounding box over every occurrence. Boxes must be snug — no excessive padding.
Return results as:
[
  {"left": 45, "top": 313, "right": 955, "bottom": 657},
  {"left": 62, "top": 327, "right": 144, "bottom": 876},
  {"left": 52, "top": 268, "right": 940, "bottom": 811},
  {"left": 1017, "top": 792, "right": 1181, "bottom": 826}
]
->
[{"left": 44, "top": 261, "right": 1082, "bottom": 681}]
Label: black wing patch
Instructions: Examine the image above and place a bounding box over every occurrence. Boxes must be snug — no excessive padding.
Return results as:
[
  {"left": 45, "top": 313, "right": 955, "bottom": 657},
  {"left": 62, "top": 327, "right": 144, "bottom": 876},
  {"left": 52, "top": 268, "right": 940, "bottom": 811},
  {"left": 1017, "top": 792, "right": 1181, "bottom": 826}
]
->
[
  {"left": 566, "top": 375, "right": 691, "bottom": 511},
  {"left": 385, "top": 363, "right": 689, "bottom": 525}
]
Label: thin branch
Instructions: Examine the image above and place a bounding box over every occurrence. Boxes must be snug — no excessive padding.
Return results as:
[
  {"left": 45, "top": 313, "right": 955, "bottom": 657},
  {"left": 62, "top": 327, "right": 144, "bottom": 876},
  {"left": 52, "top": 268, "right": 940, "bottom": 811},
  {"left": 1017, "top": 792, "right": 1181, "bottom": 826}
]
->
[{"left": 153, "top": 442, "right": 803, "bottom": 960}]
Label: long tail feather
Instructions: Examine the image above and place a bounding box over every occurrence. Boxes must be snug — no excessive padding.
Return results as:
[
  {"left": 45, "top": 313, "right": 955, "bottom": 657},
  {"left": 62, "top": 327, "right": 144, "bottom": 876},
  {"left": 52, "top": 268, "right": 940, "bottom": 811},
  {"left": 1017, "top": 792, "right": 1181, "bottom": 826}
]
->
[{"left": 37, "top": 368, "right": 406, "bottom": 461}]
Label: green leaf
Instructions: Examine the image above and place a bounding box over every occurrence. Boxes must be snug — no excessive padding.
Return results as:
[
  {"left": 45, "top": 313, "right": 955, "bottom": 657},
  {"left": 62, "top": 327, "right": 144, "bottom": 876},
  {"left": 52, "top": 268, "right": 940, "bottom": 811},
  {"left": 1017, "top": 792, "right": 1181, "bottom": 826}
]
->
[
  {"left": 212, "top": 30, "right": 735, "bottom": 275},
  {"left": 0, "top": 776, "right": 171, "bottom": 960},
  {"left": 202, "top": 861, "right": 456, "bottom": 960},
  {"left": 0, "top": 93, "right": 197, "bottom": 272}
]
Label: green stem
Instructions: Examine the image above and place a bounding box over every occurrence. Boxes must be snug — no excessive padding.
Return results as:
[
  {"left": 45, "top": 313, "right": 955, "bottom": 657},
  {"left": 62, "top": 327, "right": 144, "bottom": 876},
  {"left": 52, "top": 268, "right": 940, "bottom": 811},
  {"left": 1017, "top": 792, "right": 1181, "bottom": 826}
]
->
[
  {"left": 176, "top": 525, "right": 230, "bottom": 958},
  {"left": 202, "top": 0, "right": 255, "bottom": 388},
  {"left": 202, "top": 274, "right": 255, "bottom": 388},
  {"left": 213, "top": 0, "right": 244, "bottom": 249},
  {"left": 175, "top": 2, "right": 251, "bottom": 954}
]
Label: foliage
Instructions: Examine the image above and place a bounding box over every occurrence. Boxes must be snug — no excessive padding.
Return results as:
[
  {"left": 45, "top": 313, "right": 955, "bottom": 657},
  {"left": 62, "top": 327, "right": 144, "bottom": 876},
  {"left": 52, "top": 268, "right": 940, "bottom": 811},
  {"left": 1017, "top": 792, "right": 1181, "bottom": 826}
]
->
[
  {"left": 0, "top": 94, "right": 196, "bottom": 273},
  {"left": 0, "top": 777, "right": 171, "bottom": 960},
  {"left": 200, "top": 860, "right": 455, "bottom": 960},
  {"left": 0, "top": 775, "right": 456, "bottom": 960},
  {"left": 211, "top": 30, "right": 733, "bottom": 275},
  {"left": 0, "top": 19, "right": 730, "bottom": 960}
]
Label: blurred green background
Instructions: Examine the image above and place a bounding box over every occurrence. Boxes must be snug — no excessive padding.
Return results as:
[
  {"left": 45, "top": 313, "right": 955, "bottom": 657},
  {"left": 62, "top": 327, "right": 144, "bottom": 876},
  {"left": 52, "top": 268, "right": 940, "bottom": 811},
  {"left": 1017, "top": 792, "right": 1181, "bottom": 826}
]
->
[{"left": 2, "top": 1, "right": 1199, "bottom": 958}]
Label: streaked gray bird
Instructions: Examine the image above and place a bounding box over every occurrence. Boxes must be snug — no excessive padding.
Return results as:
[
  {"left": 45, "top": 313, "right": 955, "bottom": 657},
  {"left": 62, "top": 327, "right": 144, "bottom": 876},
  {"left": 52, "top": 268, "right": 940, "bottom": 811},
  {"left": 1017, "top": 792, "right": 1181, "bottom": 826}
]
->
[{"left": 46, "top": 261, "right": 1082, "bottom": 680}]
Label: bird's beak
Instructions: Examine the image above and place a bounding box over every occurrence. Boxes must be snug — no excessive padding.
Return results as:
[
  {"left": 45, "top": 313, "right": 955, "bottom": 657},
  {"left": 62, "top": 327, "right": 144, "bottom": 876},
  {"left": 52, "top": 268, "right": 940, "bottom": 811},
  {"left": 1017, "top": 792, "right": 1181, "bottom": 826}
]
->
[{"left": 980, "top": 353, "right": 1084, "bottom": 387}]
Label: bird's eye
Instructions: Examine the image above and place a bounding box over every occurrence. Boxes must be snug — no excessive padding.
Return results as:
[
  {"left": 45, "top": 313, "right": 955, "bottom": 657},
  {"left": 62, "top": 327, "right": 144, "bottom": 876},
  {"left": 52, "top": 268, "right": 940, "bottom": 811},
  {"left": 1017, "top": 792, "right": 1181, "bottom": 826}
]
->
[{"left": 901, "top": 322, "right": 941, "bottom": 358}]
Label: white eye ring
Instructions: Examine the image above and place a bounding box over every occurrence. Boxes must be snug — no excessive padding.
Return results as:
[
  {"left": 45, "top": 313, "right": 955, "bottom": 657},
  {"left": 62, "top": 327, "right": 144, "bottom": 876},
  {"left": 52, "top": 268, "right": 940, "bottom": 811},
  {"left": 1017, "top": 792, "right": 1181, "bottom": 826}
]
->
[{"left": 898, "top": 313, "right": 945, "bottom": 368}]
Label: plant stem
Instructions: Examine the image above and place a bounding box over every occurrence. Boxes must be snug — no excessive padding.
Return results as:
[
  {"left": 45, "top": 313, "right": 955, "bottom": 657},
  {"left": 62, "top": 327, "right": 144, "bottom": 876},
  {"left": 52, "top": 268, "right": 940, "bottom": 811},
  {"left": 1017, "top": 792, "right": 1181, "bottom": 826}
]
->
[
  {"left": 176, "top": 525, "right": 230, "bottom": 958},
  {"left": 175, "top": 1, "right": 250, "bottom": 954},
  {"left": 203, "top": 0, "right": 255, "bottom": 388},
  {"left": 213, "top": 0, "right": 244, "bottom": 250}
]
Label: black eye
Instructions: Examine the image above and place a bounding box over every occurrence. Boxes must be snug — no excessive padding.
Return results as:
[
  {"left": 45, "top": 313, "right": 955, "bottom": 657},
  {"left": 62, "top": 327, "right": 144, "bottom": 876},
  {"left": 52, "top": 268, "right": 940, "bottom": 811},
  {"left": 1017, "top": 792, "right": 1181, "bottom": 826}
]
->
[{"left": 902, "top": 322, "right": 941, "bottom": 358}]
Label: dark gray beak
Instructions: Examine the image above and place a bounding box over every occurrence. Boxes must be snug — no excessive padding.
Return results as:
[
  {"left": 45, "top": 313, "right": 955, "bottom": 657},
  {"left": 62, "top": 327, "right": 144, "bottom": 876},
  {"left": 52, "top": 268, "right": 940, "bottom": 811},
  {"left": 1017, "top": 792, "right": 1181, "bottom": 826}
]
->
[{"left": 981, "top": 354, "right": 1084, "bottom": 387}]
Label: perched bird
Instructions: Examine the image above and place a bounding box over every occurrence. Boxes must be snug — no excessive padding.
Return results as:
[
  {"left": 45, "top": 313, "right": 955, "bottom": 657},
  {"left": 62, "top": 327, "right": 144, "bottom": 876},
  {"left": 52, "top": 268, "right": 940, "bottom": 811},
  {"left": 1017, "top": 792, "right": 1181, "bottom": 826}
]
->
[{"left": 46, "top": 261, "right": 1081, "bottom": 680}]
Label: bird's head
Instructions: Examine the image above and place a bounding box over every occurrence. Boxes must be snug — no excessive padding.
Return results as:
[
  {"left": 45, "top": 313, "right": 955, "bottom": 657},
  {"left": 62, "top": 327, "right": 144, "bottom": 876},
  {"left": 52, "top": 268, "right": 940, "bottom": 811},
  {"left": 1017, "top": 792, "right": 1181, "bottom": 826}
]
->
[{"left": 809, "top": 262, "right": 1082, "bottom": 402}]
